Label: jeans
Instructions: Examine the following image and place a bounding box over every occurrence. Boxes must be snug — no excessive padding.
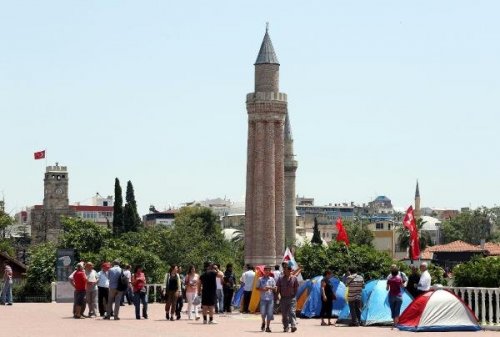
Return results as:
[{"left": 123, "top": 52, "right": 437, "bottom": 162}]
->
[
  {"left": 348, "top": 298, "right": 362, "bottom": 325},
  {"left": 133, "top": 291, "right": 148, "bottom": 319},
  {"left": 388, "top": 295, "right": 403, "bottom": 319},
  {"left": 280, "top": 297, "right": 297, "bottom": 328},
  {"left": 1, "top": 280, "right": 13, "bottom": 304},
  {"left": 260, "top": 299, "right": 274, "bottom": 321},
  {"left": 216, "top": 289, "right": 224, "bottom": 313},
  {"left": 186, "top": 291, "right": 199, "bottom": 319}
]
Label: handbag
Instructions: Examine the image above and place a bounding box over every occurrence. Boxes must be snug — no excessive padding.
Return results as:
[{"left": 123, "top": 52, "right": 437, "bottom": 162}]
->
[{"left": 192, "top": 295, "right": 201, "bottom": 306}]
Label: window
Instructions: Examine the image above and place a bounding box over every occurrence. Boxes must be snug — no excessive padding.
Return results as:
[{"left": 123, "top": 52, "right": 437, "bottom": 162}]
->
[{"left": 376, "top": 223, "right": 384, "bottom": 230}]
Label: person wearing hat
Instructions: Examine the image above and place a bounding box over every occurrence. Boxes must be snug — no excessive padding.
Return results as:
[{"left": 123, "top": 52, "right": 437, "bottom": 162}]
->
[
  {"left": 277, "top": 264, "right": 298, "bottom": 332},
  {"left": 85, "top": 262, "right": 98, "bottom": 317},
  {"left": 71, "top": 263, "right": 87, "bottom": 319},
  {"left": 97, "top": 262, "right": 111, "bottom": 317},
  {"left": 257, "top": 265, "right": 277, "bottom": 332}
]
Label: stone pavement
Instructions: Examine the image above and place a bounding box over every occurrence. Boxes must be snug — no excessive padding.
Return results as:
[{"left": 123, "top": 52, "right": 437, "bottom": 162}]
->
[{"left": 1, "top": 303, "right": 496, "bottom": 337}]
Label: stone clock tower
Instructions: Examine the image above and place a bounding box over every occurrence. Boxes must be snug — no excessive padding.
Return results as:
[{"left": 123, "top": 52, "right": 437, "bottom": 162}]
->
[
  {"left": 43, "top": 163, "right": 70, "bottom": 209},
  {"left": 31, "top": 163, "right": 75, "bottom": 243}
]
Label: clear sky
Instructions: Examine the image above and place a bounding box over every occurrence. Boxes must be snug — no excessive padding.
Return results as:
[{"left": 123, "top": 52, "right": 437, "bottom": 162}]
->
[{"left": 1, "top": 1, "right": 499, "bottom": 216}]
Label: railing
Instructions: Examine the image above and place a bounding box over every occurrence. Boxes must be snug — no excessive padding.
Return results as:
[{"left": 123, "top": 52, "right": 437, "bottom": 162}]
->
[{"left": 444, "top": 286, "right": 500, "bottom": 326}]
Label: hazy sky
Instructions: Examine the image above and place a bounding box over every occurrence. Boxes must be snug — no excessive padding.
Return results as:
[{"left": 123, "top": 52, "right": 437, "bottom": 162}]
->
[{"left": 1, "top": 1, "right": 499, "bottom": 216}]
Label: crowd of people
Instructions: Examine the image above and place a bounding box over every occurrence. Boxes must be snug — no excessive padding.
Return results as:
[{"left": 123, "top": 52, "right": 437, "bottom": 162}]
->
[{"left": 59, "top": 259, "right": 433, "bottom": 332}]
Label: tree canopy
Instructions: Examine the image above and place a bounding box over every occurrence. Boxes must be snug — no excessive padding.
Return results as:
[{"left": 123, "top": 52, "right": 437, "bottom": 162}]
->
[
  {"left": 441, "top": 207, "right": 500, "bottom": 245},
  {"left": 112, "top": 178, "right": 124, "bottom": 236}
]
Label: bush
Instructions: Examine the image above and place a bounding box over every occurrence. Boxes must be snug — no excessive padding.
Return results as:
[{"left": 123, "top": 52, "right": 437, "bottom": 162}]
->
[
  {"left": 453, "top": 256, "right": 500, "bottom": 287},
  {"left": 295, "top": 242, "right": 395, "bottom": 280}
]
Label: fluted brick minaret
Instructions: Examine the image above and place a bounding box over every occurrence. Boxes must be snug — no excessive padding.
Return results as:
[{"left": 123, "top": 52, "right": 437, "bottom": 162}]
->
[
  {"left": 245, "top": 26, "right": 287, "bottom": 265},
  {"left": 414, "top": 180, "right": 421, "bottom": 219},
  {"left": 284, "top": 113, "right": 298, "bottom": 246}
]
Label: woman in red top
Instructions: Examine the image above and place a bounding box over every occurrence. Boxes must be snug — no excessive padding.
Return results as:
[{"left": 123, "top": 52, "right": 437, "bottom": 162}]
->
[
  {"left": 131, "top": 265, "right": 148, "bottom": 319},
  {"left": 386, "top": 267, "right": 404, "bottom": 328},
  {"left": 72, "top": 263, "right": 87, "bottom": 319}
]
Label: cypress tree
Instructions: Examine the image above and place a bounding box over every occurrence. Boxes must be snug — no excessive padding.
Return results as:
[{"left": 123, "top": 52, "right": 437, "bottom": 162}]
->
[
  {"left": 112, "top": 178, "right": 124, "bottom": 236},
  {"left": 311, "top": 216, "right": 322, "bottom": 245},
  {"left": 124, "top": 180, "right": 141, "bottom": 232}
]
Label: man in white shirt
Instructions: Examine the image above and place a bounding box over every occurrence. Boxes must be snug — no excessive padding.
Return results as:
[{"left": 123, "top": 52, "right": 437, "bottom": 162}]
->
[
  {"left": 85, "top": 262, "right": 98, "bottom": 317},
  {"left": 240, "top": 264, "right": 255, "bottom": 314},
  {"left": 417, "top": 262, "right": 432, "bottom": 295}
]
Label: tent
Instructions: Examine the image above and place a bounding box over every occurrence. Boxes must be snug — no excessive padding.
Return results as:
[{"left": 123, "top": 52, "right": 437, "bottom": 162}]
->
[
  {"left": 296, "top": 278, "right": 315, "bottom": 312},
  {"left": 397, "top": 289, "right": 480, "bottom": 332},
  {"left": 232, "top": 286, "right": 244, "bottom": 309},
  {"left": 300, "top": 276, "right": 347, "bottom": 318},
  {"left": 337, "top": 279, "right": 413, "bottom": 325}
]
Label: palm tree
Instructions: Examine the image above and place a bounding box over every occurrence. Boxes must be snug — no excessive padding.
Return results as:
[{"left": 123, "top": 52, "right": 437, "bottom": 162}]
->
[{"left": 397, "top": 218, "right": 432, "bottom": 251}]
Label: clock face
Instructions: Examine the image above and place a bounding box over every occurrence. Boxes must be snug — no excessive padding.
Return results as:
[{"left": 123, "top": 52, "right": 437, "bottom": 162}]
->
[{"left": 55, "top": 187, "right": 63, "bottom": 195}]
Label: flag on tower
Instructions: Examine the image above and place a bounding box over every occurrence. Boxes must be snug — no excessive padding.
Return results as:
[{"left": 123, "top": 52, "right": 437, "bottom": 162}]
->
[
  {"left": 403, "top": 205, "right": 420, "bottom": 260},
  {"left": 34, "top": 150, "right": 46, "bottom": 160},
  {"left": 336, "top": 217, "right": 350, "bottom": 246}
]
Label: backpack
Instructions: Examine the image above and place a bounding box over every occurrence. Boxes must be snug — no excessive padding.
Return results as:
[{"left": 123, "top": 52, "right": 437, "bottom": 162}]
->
[{"left": 117, "top": 271, "right": 129, "bottom": 291}]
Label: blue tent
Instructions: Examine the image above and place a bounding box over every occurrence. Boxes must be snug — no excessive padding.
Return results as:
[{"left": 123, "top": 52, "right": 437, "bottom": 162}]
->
[
  {"left": 299, "top": 276, "right": 347, "bottom": 318},
  {"left": 231, "top": 286, "right": 244, "bottom": 308},
  {"left": 338, "top": 279, "right": 413, "bottom": 325}
]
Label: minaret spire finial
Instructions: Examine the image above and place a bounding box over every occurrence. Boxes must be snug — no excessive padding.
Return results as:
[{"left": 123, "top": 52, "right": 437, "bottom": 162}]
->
[{"left": 266, "top": 22, "right": 269, "bottom": 33}]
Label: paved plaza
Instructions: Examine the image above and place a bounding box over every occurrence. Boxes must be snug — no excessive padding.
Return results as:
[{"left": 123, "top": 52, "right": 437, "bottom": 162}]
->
[{"left": 1, "top": 303, "right": 497, "bottom": 337}]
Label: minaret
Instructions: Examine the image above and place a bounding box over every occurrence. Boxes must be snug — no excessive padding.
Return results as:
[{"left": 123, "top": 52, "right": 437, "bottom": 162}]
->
[
  {"left": 284, "top": 113, "right": 298, "bottom": 246},
  {"left": 245, "top": 25, "right": 287, "bottom": 265},
  {"left": 414, "top": 180, "right": 421, "bottom": 219}
]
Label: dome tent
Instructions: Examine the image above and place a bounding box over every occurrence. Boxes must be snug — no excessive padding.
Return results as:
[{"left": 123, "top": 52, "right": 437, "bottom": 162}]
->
[
  {"left": 299, "top": 276, "right": 347, "bottom": 318},
  {"left": 337, "top": 279, "right": 413, "bottom": 325},
  {"left": 397, "top": 289, "right": 480, "bottom": 332}
]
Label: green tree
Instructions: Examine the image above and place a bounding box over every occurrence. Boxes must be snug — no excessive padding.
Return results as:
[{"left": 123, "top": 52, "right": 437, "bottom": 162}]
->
[
  {"left": 123, "top": 180, "right": 141, "bottom": 232},
  {"left": 441, "top": 207, "right": 499, "bottom": 244},
  {"left": 112, "top": 178, "right": 124, "bottom": 235},
  {"left": 161, "top": 206, "right": 242, "bottom": 274},
  {"left": 343, "top": 218, "right": 374, "bottom": 246},
  {"left": 311, "top": 217, "right": 322, "bottom": 245},
  {"left": 453, "top": 256, "right": 500, "bottom": 287},
  {"left": 58, "top": 217, "right": 112, "bottom": 253},
  {"left": 0, "top": 209, "right": 14, "bottom": 238},
  {"left": 295, "top": 241, "right": 395, "bottom": 280},
  {"left": 25, "top": 242, "right": 57, "bottom": 292}
]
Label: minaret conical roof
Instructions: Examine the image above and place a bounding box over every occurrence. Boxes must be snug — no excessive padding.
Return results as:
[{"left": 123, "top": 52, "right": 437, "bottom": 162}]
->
[
  {"left": 255, "top": 25, "right": 279, "bottom": 65},
  {"left": 415, "top": 180, "right": 420, "bottom": 198}
]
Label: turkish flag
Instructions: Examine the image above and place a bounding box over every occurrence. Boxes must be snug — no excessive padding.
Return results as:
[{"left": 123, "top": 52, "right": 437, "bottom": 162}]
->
[
  {"left": 335, "top": 217, "right": 350, "bottom": 246},
  {"left": 34, "top": 150, "right": 45, "bottom": 160},
  {"left": 403, "top": 206, "right": 420, "bottom": 259}
]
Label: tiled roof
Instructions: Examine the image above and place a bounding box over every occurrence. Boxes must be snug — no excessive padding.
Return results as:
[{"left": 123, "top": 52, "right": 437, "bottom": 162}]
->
[
  {"left": 255, "top": 27, "right": 279, "bottom": 65},
  {"left": 426, "top": 240, "right": 483, "bottom": 253},
  {"left": 483, "top": 242, "right": 500, "bottom": 256},
  {"left": 402, "top": 240, "right": 500, "bottom": 260}
]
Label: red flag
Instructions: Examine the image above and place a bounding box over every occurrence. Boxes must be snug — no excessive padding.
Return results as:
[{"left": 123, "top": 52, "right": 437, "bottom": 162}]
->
[
  {"left": 403, "top": 206, "right": 420, "bottom": 259},
  {"left": 34, "top": 150, "right": 45, "bottom": 160},
  {"left": 335, "top": 217, "right": 349, "bottom": 246}
]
